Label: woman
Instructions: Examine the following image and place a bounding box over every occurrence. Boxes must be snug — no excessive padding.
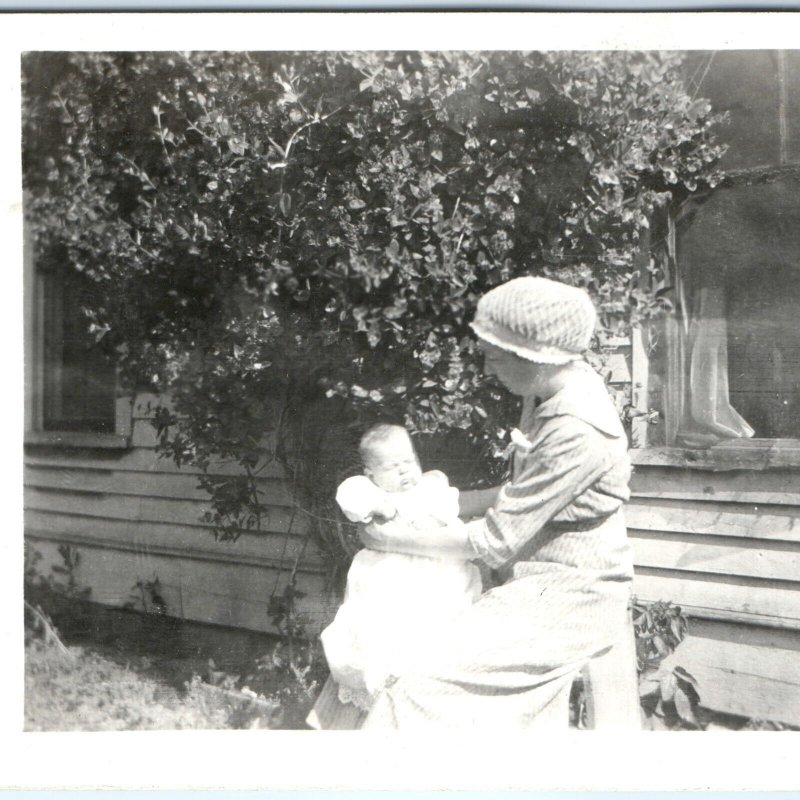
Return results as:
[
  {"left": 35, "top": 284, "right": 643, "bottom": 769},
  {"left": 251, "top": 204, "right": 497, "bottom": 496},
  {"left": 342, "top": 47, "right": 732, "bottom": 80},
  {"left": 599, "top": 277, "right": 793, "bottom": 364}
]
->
[{"left": 312, "top": 276, "right": 633, "bottom": 729}]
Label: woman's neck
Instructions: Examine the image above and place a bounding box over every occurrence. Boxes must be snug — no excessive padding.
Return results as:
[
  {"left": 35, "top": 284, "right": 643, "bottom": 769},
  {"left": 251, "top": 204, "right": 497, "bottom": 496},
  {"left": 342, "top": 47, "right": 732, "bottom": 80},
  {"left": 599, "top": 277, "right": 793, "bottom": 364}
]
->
[{"left": 535, "top": 361, "right": 584, "bottom": 401}]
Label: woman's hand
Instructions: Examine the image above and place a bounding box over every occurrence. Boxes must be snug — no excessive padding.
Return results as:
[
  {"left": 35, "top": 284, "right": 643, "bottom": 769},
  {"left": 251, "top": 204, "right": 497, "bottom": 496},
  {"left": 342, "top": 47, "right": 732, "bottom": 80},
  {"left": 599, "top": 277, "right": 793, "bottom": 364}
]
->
[
  {"left": 371, "top": 497, "right": 398, "bottom": 523},
  {"left": 458, "top": 485, "right": 503, "bottom": 519},
  {"left": 360, "top": 517, "right": 476, "bottom": 561}
]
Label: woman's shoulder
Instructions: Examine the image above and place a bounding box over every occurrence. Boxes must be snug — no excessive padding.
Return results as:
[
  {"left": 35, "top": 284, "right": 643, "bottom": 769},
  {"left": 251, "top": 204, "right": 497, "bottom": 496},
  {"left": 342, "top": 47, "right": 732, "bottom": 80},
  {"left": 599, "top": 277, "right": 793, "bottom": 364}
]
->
[{"left": 521, "top": 415, "right": 623, "bottom": 473}]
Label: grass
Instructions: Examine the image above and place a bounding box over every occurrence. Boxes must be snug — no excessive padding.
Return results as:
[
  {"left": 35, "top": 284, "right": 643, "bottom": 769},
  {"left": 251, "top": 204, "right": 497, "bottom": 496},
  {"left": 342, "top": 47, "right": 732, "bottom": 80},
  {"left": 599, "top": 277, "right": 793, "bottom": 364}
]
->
[
  {"left": 24, "top": 596, "right": 321, "bottom": 731},
  {"left": 25, "top": 638, "right": 233, "bottom": 731}
]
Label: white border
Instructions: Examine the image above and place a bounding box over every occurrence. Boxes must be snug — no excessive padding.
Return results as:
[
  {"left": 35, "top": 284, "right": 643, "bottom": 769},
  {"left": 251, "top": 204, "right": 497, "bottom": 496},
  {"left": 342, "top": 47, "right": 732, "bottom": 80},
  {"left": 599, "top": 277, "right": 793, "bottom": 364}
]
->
[{"left": 4, "top": 11, "right": 800, "bottom": 791}]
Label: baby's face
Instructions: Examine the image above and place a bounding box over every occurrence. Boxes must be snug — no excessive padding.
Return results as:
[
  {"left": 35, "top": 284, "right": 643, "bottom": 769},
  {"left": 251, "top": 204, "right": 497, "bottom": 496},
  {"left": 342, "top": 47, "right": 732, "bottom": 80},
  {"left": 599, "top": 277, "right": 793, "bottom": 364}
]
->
[{"left": 365, "top": 433, "right": 422, "bottom": 493}]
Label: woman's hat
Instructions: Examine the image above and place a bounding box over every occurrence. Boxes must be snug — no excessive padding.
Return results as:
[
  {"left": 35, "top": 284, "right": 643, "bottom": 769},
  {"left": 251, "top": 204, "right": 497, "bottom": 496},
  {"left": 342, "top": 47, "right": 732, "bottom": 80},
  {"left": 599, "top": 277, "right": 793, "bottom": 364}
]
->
[{"left": 470, "top": 276, "right": 597, "bottom": 364}]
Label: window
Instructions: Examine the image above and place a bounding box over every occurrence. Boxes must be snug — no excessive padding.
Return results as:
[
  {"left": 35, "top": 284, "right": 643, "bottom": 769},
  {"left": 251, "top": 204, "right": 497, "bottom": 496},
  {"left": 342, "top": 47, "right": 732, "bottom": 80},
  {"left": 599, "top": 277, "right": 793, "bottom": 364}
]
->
[
  {"left": 25, "top": 236, "right": 132, "bottom": 448},
  {"left": 40, "top": 268, "right": 117, "bottom": 433},
  {"left": 631, "top": 179, "right": 800, "bottom": 468},
  {"left": 630, "top": 51, "right": 800, "bottom": 467}
]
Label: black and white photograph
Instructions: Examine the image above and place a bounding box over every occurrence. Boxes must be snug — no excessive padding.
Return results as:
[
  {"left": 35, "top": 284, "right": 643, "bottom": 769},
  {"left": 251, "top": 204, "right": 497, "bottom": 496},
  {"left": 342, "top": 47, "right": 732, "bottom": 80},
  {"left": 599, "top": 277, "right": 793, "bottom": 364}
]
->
[{"left": 6, "top": 9, "right": 800, "bottom": 791}]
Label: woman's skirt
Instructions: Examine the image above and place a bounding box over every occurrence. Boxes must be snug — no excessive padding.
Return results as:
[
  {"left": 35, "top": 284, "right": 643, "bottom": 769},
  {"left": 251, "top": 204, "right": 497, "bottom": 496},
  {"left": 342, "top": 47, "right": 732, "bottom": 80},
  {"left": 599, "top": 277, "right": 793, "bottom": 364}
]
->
[
  {"left": 306, "top": 676, "right": 368, "bottom": 730},
  {"left": 311, "top": 510, "right": 633, "bottom": 730},
  {"left": 310, "top": 568, "right": 630, "bottom": 730}
]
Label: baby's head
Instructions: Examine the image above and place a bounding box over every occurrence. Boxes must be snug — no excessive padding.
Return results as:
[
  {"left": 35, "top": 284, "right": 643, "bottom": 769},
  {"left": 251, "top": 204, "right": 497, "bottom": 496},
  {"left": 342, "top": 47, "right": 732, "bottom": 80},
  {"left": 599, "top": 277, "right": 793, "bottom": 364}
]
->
[{"left": 359, "top": 424, "right": 422, "bottom": 493}]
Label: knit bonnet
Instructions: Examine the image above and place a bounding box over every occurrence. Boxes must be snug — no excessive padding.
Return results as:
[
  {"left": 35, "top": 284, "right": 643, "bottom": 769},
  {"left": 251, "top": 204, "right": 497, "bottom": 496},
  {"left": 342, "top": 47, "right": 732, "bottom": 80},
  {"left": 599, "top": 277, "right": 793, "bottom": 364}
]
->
[{"left": 470, "top": 276, "right": 597, "bottom": 364}]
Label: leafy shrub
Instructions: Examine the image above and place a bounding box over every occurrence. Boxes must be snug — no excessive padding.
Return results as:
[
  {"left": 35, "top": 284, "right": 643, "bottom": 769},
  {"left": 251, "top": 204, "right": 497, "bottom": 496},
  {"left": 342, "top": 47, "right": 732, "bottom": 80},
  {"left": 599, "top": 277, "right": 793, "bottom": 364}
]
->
[
  {"left": 633, "top": 599, "right": 703, "bottom": 730},
  {"left": 633, "top": 597, "right": 688, "bottom": 670},
  {"left": 22, "top": 51, "right": 726, "bottom": 571}
]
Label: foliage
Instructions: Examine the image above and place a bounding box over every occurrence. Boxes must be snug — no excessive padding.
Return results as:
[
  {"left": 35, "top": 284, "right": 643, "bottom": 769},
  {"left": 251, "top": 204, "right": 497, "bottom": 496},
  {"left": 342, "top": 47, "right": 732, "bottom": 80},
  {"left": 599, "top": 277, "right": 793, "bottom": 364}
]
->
[
  {"left": 241, "top": 578, "right": 326, "bottom": 728},
  {"left": 25, "top": 543, "right": 91, "bottom": 607},
  {"left": 191, "top": 578, "right": 325, "bottom": 728},
  {"left": 24, "top": 600, "right": 72, "bottom": 655},
  {"left": 124, "top": 577, "right": 169, "bottom": 615},
  {"left": 22, "top": 51, "right": 726, "bottom": 567},
  {"left": 633, "top": 597, "right": 688, "bottom": 670},
  {"left": 633, "top": 599, "right": 703, "bottom": 730}
]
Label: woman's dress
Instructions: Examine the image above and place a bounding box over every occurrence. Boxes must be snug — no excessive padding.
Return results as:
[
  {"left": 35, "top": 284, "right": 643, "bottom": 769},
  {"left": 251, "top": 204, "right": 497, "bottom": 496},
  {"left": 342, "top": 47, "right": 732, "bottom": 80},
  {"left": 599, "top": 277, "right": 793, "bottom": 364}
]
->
[{"left": 361, "top": 363, "right": 634, "bottom": 729}]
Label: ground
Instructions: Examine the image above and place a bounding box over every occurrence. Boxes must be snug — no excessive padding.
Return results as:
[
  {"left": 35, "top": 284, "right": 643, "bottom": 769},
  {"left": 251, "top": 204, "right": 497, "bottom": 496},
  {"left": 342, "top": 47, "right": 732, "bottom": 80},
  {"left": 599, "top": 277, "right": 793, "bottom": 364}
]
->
[
  {"left": 25, "top": 638, "right": 232, "bottom": 731},
  {"left": 24, "top": 596, "right": 323, "bottom": 731}
]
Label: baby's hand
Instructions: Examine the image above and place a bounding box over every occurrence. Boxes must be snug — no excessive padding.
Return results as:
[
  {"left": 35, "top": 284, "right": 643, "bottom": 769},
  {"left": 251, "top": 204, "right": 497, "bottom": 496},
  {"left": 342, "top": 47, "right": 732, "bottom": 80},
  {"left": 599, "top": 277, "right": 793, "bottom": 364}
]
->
[{"left": 371, "top": 497, "right": 397, "bottom": 524}]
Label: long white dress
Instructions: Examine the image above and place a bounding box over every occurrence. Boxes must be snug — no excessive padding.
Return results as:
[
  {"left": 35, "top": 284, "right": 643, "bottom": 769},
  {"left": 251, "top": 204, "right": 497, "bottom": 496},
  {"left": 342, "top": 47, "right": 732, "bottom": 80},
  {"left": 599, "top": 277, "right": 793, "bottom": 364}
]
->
[{"left": 319, "top": 471, "right": 482, "bottom": 712}]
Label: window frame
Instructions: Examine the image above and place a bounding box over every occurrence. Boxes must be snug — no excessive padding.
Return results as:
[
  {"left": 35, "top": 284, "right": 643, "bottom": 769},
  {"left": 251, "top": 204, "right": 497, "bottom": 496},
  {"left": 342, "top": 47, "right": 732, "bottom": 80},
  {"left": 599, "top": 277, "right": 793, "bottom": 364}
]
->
[{"left": 24, "top": 226, "right": 132, "bottom": 450}]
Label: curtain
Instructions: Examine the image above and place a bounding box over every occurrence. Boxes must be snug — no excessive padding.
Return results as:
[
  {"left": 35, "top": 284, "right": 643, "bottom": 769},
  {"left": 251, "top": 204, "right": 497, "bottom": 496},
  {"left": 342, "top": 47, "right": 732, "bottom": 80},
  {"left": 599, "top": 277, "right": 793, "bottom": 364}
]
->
[{"left": 659, "top": 215, "right": 754, "bottom": 448}]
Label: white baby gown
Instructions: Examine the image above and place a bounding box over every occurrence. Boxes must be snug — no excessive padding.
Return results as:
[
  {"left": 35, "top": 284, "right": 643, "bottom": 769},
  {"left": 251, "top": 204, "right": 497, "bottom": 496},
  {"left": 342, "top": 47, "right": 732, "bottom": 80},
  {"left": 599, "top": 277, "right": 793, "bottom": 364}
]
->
[{"left": 321, "top": 471, "right": 482, "bottom": 711}]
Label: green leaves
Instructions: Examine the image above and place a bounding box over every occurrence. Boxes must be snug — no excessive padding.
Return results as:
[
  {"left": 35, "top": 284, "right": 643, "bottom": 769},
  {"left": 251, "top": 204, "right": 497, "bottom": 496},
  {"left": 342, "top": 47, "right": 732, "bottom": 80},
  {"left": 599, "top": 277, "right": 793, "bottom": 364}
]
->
[
  {"left": 22, "top": 50, "right": 726, "bottom": 558},
  {"left": 633, "top": 599, "right": 704, "bottom": 729}
]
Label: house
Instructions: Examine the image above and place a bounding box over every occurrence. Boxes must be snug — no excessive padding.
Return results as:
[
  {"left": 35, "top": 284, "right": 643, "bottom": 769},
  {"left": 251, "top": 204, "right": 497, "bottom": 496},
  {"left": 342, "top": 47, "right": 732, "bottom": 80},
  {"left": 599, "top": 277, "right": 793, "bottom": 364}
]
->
[
  {"left": 23, "top": 50, "right": 800, "bottom": 725},
  {"left": 624, "top": 50, "right": 800, "bottom": 725}
]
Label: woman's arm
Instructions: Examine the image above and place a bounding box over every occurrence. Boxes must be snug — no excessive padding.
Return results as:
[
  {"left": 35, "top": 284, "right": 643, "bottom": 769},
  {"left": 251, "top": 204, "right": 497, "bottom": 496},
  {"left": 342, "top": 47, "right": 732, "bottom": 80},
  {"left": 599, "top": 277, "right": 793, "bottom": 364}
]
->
[
  {"left": 458, "top": 486, "right": 502, "bottom": 519},
  {"left": 359, "top": 517, "right": 476, "bottom": 560},
  {"left": 469, "top": 418, "right": 613, "bottom": 569}
]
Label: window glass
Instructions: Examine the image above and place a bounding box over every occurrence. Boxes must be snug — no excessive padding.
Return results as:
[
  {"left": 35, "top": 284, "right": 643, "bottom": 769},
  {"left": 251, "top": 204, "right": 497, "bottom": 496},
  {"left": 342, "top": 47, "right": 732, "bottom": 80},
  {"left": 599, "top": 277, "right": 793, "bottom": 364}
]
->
[
  {"left": 41, "top": 270, "right": 116, "bottom": 434},
  {"left": 727, "top": 264, "right": 800, "bottom": 439},
  {"left": 640, "top": 179, "right": 800, "bottom": 447}
]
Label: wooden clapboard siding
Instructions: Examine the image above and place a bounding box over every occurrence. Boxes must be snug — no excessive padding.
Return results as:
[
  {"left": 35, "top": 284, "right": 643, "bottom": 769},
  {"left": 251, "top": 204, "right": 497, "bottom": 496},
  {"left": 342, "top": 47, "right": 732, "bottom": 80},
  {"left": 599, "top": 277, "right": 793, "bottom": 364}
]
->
[
  {"left": 25, "top": 463, "right": 294, "bottom": 505},
  {"left": 634, "top": 568, "right": 800, "bottom": 628},
  {"left": 25, "top": 512, "right": 318, "bottom": 568},
  {"left": 688, "top": 616, "right": 800, "bottom": 654},
  {"left": 24, "top": 485, "right": 309, "bottom": 535},
  {"left": 24, "top": 447, "right": 285, "bottom": 477},
  {"left": 632, "top": 530, "right": 800, "bottom": 583},
  {"left": 629, "top": 463, "right": 800, "bottom": 632},
  {"left": 29, "top": 538, "right": 337, "bottom": 635},
  {"left": 26, "top": 384, "right": 800, "bottom": 652},
  {"left": 23, "top": 391, "right": 336, "bottom": 636},
  {"left": 627, "top": 498, "right": 800, "bottom": 542}
]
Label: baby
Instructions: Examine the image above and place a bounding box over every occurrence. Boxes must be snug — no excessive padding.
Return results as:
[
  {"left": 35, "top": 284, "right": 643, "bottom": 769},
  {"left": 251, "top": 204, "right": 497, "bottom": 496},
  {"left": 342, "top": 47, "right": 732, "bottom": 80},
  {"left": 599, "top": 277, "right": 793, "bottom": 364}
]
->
[
  {"left": 320, "top": 424, "right": 481, "bottom": 712},
  {"left": 335, "top": 423, "right": 461, "bottom": 531}
]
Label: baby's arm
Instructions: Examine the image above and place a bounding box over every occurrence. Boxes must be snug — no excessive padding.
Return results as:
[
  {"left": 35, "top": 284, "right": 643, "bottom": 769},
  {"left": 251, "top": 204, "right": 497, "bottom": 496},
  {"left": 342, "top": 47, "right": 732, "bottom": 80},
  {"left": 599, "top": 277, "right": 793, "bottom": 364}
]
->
[
  {"left": 335, "top": 475, "right": 396, "bottom": 524},
  {"left": 419, "top": 470, "right": 460, "bottom": 525}
]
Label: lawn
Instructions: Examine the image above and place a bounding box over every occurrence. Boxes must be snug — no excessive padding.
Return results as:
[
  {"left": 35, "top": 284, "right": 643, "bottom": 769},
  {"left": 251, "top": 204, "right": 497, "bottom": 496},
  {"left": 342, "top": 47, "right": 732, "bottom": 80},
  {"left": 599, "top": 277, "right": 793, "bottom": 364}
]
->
[
  {"left": 25, "top": 638, "right": 234, "bottom": 731},
  {"left": 24, "top": 597, "right": 323, "bottom": 731}
]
